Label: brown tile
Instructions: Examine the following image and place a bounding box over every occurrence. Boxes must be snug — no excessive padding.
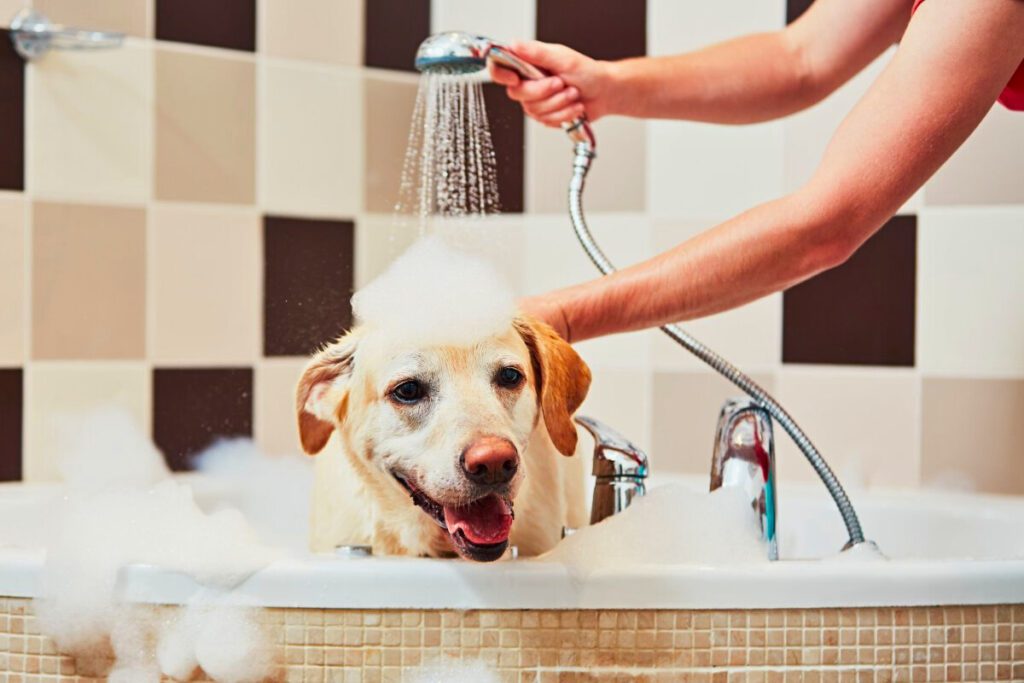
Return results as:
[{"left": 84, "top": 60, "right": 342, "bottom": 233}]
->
[
  {"left": 783, "top": 214, "right": 916, "bottom": 366},
  {"left": 263, "top": 215, "right": 354, "bottom": 357},
  {"left": 536, "top": 0, "right": 646, "bottom": 61},
  {"left": 0, "top": 368, "right": 22, "bottom": 481},
  {"left": 156, "top": 0, "right": 255, "bottom": 51},
  {"left": 482, "top": 83, "right": 524, "bottom": 213},
  {"left": 363, "top": 0, "right": 429, "bottom": 71},
  {"left": 155, "top": 48, "right": 255, "bottom": 203},
  {"left": 35, "top": 0, "right": 151, "bottom": 38},
  {"left": 363, "top": 74, "right": 419, "bottom": 212},
  {"left": 31, "top": 201, "right": 146, "bottom": 360},
  {"left": 921, "top": 378, "right": 1024, "bottom": 495},
  {"left": 0, "top": 30, "right": 24, "bottom": 190},
  {"left": 787, "top": 0, "right": 815, "bottom": 23},
  {"left": 153, "top": 367, "right": 253, "bottom": 470}
]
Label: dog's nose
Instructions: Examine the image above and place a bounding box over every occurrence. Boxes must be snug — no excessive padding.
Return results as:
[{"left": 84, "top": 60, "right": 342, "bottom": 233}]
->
[{"left": 461, "top": 437, "right": 519, "bottom": 485}]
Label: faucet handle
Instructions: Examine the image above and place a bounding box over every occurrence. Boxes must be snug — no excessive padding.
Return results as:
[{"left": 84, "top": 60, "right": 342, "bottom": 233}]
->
[{"left": 574, "top": 415, "right": 648, "bottom": 478}]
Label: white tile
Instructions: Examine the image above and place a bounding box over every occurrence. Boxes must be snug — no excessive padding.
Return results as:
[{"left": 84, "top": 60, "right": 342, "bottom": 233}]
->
[
  {"left": 431, "top": 0, "right": 534, "bottom": 45},
  {"left": 24, "top": 363, "right": 150, "bottom": 481},
  {"left": 28, "top": 42, "right": 152, "bottom": 203},
  {"left": 577, "top": 368, "right": 652, "bottom": 457},
  {"left": 259, "top": 62, "right": 362, "bottom": 217},
  {"left": 255, "top": 357, "right": 307, "bottom": 456},
  {"left": 353, "top": 213, "right": 421, "bottom": 289},
  {"left": 917, "top": 207, "right": 1024, "bottom": 376},
  {"left": 648, "top": 0, "right": 783, "bottom": 56}
]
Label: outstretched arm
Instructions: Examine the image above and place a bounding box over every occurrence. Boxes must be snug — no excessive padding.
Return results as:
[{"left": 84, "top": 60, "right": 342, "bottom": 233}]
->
[{"left": 527, "top": 0, "right": 1024, "bottom": 342}]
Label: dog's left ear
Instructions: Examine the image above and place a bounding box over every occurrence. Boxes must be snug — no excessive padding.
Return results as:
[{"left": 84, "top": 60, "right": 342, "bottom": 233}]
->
[
  {"left": 515, "top": 316, "right": 592, "bottom": 456},
  {"left": 295, "top": 329, "right": 361, "bottom": 455}
]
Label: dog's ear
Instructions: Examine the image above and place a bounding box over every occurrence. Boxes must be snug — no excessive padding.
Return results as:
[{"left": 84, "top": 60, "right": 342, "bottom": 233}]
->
[
  {"left": 296, "top": 330, "right": 361, "bottom": 455},
  {"left": 514, "top": 316, "right": 592, "bottom": 456}
]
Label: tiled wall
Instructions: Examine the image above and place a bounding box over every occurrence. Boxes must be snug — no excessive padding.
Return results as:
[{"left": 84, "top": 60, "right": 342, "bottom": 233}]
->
[{"left": 0, "top": 0, "right": 1021, "bottom": 495}]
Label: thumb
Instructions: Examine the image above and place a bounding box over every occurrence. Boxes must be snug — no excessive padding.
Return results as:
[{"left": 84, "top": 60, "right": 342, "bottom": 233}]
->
[{"left": 509, "top": 40, "right": 585, "bottom": 75}]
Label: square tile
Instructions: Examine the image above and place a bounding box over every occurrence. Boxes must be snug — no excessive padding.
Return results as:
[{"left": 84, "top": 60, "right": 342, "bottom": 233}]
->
[
  {"left": 483, "top": 83, "right": 525, "bottom": 213},
  {"left": 921, "top": 378, "right": 1024, "bottom": 495},
  {"left": 578, "top": 368, "right": 652, "bottom": 457},
  {"left": 263, "top": 215, "right": 355, "bottom": 357},
  {"left": 24, "top": 363, "right": 149, "bottom": 481},
  {"left": 537, "top": 0, "right": 646, "bottom": 61},
  {"left": 363, "top": 0, "right": 430, "bottom": 71},
  {"left": 34, "top": 0, "right": 151, "bottom": 38},
  {"left": 0, "top": 194, "right": 25, "bottom": 363},
  {"left": 0, "top": 369, "right": 22, "bottom": 482},
  {"left": 363, "top": 73, "right": 419, "bottom": 212},
  {"left": 153, "top": 367, "right": 253, "bottom": 471},
  {"left": 254, "top": 358, "right": 306, "bottom": 456},
  {"left": 31, "top": 201, "right": 146, "bottom": 360},
  {"left": 260, "top": 0, "right": 362, "bottom": 65},
  {"left": 783, "top": 215, "right": 916, "bottom": 367},
  {"left": 352, "top": 213, "right": 420, "bottom": 289},
  {"left": 649, "top": 0, "right": 782, "bottom": 56},
  {"left": 259, "top": 62, "right": 362, "bottom": 217},
  {"left": 917, "top": 207, "right": 1024, "bottom": 376},
  {"left": 786, "top": 0, "right": 814, "bottom": 23},
  {"left": 155, "top": 47, "right": 256, "bottom": 204},
  {"left": 150, "top": 204, "right": 260, "bottom": 363},
  {"left": 0, "top": 29, "right": 24, "bottom": 191},
  {"left": 156, "top": 0, "right": 255, "bottom": 51},
  {"left": 29, "top": 43, "right": 153, "bottom": 203},
  {"left": 431, "top": 0, "right": 533, "bottom": 44}
]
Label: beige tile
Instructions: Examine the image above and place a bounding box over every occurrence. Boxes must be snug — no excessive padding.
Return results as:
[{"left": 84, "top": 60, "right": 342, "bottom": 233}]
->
[
  {"left": 578, "top": 368, "right": 652, "bottom": 457},
  {"left": 363, "top": 73, "right": 419, "bottom": 212},
  {"left": 649, "top": 0, "right": 782, "bottom": 56},
  {"left": 255, "top": 358, "right": 307, "bottom": 456},
  {"left": 32, "top": 201, "right": 146, "bottom": 360},
  {"left": 0, "top": 194, "right": 25, "bottom": 363},
  {"left": 155, "top": 47, "right": 255, "bottom": 204},
  {"left": 150, "top": 204, "right": 259, "bottom": 363},
  {"left": 921, "top": 378, "right": 1024, "bottom": 495},
  {"left": 774, "top": 367, "right": 920, "bottom": 488},
  {"left": 259, "top": 0, "right": 362, "bottom": 65},
  {"left": 652, "top": 369, "right": 775, "bottom": 475},
  {"left": 260, "top": 62, "right": 362, "bottom": 217},
  {"left": 353, "top": 213, "right": 421, "bottom": 289},
  {"left": 29, "top": 42, "right": 152, "bottom": 203},
  {"left": 23, "top": 362, "right": 149, "bottom": 481},
  {"left": 925, "top": 105, "right": 1024, "bottom": 205},
  {"left": 0, "top": 0, "right": 25, "bottom": 28},
  {"left": 917, "top": 207, "right": 1024, "bottom": 376},
  {"left": 34, "top": 0, "right": 151, "bottom": 38},
  {"left": 431, "top": 0, "right": 534, "bottom": 44}
]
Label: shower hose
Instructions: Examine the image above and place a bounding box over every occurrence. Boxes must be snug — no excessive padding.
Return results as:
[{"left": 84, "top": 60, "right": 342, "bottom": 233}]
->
[{"left": 567, "top": 143, "right": 866, "bottom": 549}]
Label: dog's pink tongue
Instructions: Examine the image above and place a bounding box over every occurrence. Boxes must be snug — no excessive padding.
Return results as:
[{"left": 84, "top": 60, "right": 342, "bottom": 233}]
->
[{"left": 443, "top": 495, "right": 513, "bottom": 544}]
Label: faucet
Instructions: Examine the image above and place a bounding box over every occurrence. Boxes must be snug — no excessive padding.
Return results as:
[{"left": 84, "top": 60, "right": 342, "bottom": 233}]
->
[
  {"left": 711, "top": 398, "right": 778, "bottom": 560},
  {"left": 574, "top": 416, "right": 648, "bottom": 525}
]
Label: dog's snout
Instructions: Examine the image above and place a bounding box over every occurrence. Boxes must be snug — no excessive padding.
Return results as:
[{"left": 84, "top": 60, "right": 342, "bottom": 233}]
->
[{"left": 461, "top": 437, "right": 519, "bottom": 485}]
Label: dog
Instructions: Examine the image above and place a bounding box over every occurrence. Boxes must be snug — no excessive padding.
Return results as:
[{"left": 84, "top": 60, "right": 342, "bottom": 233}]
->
[{"left": 296, "top": 315, "right": 591, "bottom": 561}]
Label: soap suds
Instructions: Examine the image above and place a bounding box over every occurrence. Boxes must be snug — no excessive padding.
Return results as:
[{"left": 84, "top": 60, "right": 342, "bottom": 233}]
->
[
  {"left": 352, "top": 236, "right": 516, "bottom": 346},
  {"left": 407, "top": 657, "right": 502, "bottom": 683}
]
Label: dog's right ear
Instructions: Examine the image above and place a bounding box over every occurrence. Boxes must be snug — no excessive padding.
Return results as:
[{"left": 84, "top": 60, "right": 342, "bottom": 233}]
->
[{"left": 296, "top": 330, "right": 361, "bottom": 455}]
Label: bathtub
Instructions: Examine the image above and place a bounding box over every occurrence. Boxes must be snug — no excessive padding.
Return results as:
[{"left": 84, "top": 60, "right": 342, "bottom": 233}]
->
[{"left": 1, "top": 476, "right": 1022, "bottom": 681}]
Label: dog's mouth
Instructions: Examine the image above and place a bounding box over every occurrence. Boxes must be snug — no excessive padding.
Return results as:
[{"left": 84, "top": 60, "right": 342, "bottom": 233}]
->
[{"left": 392, "top": 472, "right": 513, "bottom": 562}]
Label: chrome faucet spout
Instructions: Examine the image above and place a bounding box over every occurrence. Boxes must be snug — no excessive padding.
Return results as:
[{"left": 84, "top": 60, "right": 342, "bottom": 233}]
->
[{"left": 575, "top": 415, "right": 648, "bottom": 525}]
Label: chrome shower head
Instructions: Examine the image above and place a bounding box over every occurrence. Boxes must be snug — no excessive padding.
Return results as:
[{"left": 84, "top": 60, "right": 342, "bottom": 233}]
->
[{"left": 414, "top": 31, "right": 490, "bottom": 74}]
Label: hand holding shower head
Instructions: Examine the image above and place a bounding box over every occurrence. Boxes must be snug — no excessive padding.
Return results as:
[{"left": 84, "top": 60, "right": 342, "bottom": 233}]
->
[{"left": 414, "top": 31, "right": 596, "bottom": 150}]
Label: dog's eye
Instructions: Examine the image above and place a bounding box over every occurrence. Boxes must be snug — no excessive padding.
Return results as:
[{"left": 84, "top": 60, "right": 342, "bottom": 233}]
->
[
  {"left": 392, "top": 380, "right": 425, "bottom": 403},
  {"left": 496, "top": 366, "right": 523, "bottom": 388}
]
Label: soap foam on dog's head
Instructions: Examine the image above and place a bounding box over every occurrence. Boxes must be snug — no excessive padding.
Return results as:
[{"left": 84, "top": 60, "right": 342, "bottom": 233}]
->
[{"left": 352, "top": 236, "right": 516, "bottom": 346}]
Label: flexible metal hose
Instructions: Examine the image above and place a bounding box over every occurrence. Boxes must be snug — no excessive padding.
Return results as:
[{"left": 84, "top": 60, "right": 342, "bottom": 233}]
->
[{"left": 568, "top": 144, "right": 866, "bottom": 548}]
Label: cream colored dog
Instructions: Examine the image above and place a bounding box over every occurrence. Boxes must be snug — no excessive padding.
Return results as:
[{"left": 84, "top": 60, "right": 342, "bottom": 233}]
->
[{"left": 296, "top": 316, "right": 590, "bottom": 561}]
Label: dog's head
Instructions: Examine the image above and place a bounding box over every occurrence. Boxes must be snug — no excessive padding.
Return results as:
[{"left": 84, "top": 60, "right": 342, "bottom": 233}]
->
[{"left": 296, "top": 316, "right": 590, "bottom": 561}]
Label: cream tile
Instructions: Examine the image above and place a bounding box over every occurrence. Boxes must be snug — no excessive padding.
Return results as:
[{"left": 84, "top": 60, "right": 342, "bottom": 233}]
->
[
  {"left": 34, "top": 0, "right": 152, "bottom": 38},
  {"left": 917, "top": 207, "right": 1024, "bottom": 376},
  {"left": 0, "top": 0, "right": 26, "bottom": 28},
  {"left": 155, "top": 48, "right": 255, "bottom": 204},
  {"left": 526, "top": 116, "right": 645, "bottom": 213},
  {"left": 260, "top": 62, "right": 362, "bottom": 217},
  {"left": 431, "top": 0, "right": 534, "bottom": 45},
  {"left": 32, "top": 201, "right": 146, "bottom": 360},
  {"left": 651, "top": 369, "right": 775, "bottom": 475},
  {"left": 259, "top": 0, "right": 362, "bottom": 65},
  {"left": 255, "top": 358, "right": 307, "bottom": 456},
  {"left": 29, "top": 42, "right": 153, "bottom": 203},
  {"left": 23, "top": 362, "right": 149, "bottom": 481},
  {"left": 648, "top": 0, "right": 782, "bottom": 55},
  {"left": 925, "top": 105, "right": 1024, "bottom": 205},
  {"left": 921, "top": 378, "right": 1024, "bottom": 495},
  {"left": 578, "top": 368, "right": 652, "bottom": 457},
  {"left": 149, "top": 204, "right": 259, "bottom": 363},
  {"left": 773, "top": 367, "right": 920, "bottom": 488},
  {"left": 353, "top": 213, "right": 421, "bottom": 289},
  {"left": 0, "top": 194, "right": 25, "bottom": 363},
  {"left": 363, "top": 73, "right": 419, "bottom": 213}
]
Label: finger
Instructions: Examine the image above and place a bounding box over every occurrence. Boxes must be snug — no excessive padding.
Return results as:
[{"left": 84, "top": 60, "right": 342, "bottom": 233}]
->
[
  {"left": 506, "top": 76, "right": 565, "bottom": 103},
  {"left": 488, "top": 62, "right": 520, "bottom": 87},
  {"left": 536, "top": 103, "right": 585, "bottom": 128},
  {"left": 523, "top": 87, "right": 580, "bottom": 117},
  {"left": 509, "top": 40, "right": 581, "bottom": 73}
]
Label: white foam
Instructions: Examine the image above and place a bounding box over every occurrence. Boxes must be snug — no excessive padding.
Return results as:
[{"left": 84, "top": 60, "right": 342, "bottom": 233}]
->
[
  {"left": 351, "top": 236, "right": 516, "bottom": 346},
  {"left": 407, "top": 658, "right": 502, "bottom": 683},
  {"left": 539, "top": 484, "right": 768, "bottom": 572}
]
